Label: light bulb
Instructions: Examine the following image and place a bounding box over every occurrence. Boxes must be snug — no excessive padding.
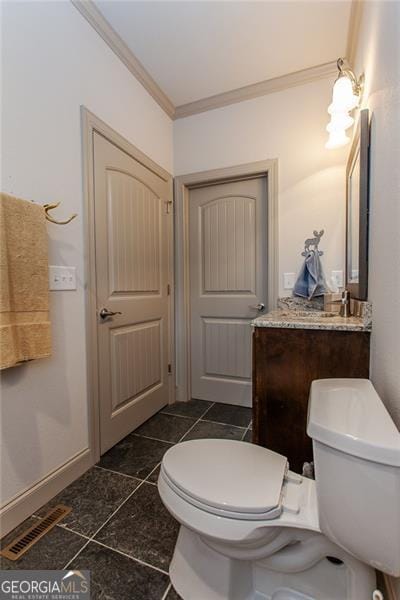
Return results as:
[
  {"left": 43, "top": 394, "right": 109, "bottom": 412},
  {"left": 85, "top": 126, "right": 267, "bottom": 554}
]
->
[
  {"left": 326, "top": 112, "right": 354, "bottom": 132},
  {"left": 328, "top": 102, "right": 355, "bottom": 116},
  {"left": 325, "top": 129, "right": 350, "bottom": 149},
  {"left": 331, "top": 75, "right": 359, "bottom": 111}
]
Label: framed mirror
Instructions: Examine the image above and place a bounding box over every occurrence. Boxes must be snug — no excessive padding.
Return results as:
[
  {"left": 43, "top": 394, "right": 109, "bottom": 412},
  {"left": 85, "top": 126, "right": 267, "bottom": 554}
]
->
[{"left": 346, "top": 108, "right": 370, "bottom": 300}]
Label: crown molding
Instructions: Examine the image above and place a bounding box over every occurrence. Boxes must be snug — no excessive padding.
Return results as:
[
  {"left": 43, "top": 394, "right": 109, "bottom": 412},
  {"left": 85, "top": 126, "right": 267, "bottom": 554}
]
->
[
  {"left": 346, "top": 0, "right": 364, "bottom": 67},
  {"left": 71, "top": 0, "right": 175, "bottom": 118},
  {"left": 72, "top": 0, "right": 339, "bottom": 121},
  {"left": 174, "top": 61, "right": 338, "bottom": 119}
]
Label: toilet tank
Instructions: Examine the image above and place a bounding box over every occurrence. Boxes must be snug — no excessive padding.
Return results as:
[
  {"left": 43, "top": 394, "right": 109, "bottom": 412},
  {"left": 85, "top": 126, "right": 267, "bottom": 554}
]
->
[{"left": 307, "top": 379, "right": 400, "bottom": 576}]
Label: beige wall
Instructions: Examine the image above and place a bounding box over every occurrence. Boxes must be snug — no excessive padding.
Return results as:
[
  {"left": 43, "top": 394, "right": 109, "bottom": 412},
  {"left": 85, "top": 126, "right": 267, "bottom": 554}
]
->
[
  {"left": 173, "top": 77, "right": 348, "bottom": 298},
  {"left": 352, "top": 3, "right": 400, "bottom": 594},
  {"left": 0, "top": 1, "right": 173, "bottom": 507},
  {"left": 353, "top": 0, "right": 400, "bottom": 427}
]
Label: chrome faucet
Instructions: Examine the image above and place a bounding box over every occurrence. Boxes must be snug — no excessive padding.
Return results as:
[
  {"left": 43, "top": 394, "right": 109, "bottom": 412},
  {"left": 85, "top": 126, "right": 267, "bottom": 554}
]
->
[{"left": 339, "top": 290, "right": 351, "bottom": 318}]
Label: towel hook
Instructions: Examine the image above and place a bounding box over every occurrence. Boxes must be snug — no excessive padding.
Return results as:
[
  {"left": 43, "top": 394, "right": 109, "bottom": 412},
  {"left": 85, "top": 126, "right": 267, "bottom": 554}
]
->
[
  {"left": 301, "top": 229, "right": 324, "bottom": 257},
  {"left": 43, "top": 202, "right": 77, "bottom": 225}
]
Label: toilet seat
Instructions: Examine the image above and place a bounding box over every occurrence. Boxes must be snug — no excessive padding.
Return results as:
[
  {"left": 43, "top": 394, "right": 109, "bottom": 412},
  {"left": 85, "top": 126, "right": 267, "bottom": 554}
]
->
[{"left": 161, "top": 439, "right": 288, "bottom": 521}]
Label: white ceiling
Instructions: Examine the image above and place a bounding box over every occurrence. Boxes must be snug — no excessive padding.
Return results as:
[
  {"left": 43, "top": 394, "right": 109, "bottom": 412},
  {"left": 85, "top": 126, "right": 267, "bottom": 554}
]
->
[{"left": 95, "top": 1, "right": 352, "bottom": 107}]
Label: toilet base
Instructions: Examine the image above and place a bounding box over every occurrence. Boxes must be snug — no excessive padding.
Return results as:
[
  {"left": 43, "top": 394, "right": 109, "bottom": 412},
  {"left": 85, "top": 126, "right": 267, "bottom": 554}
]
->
[{"left": 169, "top": 526, "right": 375, "bottom": 600}]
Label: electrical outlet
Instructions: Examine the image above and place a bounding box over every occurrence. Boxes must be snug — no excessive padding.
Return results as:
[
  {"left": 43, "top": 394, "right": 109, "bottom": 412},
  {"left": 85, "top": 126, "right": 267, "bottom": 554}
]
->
[
  {"left": 331, "top": 270, "right": 344, "bottom": 289},
  {"left": 283, "top": 272, "right": 296, "bottom": 289},
  {"left": 49, "top": 266, "right": 77, "bottom": 291}
]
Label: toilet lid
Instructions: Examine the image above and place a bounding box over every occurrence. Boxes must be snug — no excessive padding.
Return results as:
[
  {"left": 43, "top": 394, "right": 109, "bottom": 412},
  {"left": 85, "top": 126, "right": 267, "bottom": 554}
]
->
[{"left": 162, "top": 439, "right": 288, "bottom": 515}]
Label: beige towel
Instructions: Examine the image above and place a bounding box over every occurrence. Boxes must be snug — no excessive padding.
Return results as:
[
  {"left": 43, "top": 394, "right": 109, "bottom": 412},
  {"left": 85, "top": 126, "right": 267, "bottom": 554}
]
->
[{"left": 0, "top": 192, "right": 51, "bottom": 369}]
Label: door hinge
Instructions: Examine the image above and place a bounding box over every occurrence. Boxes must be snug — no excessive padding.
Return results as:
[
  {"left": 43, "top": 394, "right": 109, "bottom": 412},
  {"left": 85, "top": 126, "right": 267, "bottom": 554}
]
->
[
  {"left": 167, "top": 283, "right": 171, "bottom": 295},
  {"left": 165, "top": 200, "right": 173, "bottom": 214},
  {"left": 168, "top": 363, "right": 172, "bottom": 374}
]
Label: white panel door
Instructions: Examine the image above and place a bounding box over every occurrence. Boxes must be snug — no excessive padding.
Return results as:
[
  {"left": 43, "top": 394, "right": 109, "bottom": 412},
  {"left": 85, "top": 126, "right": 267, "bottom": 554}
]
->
[
  {"left": 94, "top": 132, "right": 171, "bottom": 453},
  {"left": 190, "top": 177, "right": 267, "bottom": 406}
]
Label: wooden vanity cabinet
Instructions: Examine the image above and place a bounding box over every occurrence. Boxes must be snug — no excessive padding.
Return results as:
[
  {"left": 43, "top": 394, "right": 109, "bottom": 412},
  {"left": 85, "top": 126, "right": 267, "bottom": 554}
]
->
[{"left": 252, "top": 327, "right": 370, "bottom": 473}]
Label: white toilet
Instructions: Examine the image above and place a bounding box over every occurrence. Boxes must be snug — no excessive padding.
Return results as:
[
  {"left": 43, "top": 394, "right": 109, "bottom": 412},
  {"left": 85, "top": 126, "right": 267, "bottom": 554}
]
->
[{"left": 158, "top": 379, "right": 400, "bottom": 599}]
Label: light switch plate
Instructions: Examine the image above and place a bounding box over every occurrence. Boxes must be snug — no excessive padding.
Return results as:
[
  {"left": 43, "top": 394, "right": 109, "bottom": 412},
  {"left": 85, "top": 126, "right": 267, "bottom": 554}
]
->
[
  {"left": 331, "top": 270, "right": 344, "bottom": 289},
  {"left": 283, "top": 272, "right": 296, "bottom": 289},
  {"left": 49, "top": 266, "right": 77, "bottom": 291}
]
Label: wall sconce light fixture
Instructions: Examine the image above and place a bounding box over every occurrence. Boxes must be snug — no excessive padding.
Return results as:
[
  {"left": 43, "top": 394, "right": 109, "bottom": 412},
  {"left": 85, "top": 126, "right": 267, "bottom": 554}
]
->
[{"left": 326, "top": 58, "right": 363, "bottom": 149}]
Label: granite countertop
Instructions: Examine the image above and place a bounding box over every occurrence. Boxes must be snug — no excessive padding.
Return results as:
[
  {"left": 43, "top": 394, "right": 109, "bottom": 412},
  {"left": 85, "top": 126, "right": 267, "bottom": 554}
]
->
[{"left": 252, "top": 297, "right": 372, "bottom": 332}]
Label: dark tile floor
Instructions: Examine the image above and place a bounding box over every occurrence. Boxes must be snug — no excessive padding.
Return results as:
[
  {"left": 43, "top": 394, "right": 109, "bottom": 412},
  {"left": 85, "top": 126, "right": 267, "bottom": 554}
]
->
[{"left": 1, "top": 399, "right": 252, "bottom": 600}]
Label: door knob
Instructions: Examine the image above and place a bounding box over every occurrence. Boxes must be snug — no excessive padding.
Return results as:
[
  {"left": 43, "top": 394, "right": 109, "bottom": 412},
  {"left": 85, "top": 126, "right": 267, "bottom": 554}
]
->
[
  {"left": 99, "top": 308, "right": 122, "bottom": 320},
  {"left": 250, "top": 303, "right": 265, "bottom": 312}
]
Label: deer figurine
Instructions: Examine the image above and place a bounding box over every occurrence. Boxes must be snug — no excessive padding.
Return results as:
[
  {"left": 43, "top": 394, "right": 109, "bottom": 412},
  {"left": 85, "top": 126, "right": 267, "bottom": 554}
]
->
[{"left": 302, "top": 230, "right": 324, "bottom": 256}]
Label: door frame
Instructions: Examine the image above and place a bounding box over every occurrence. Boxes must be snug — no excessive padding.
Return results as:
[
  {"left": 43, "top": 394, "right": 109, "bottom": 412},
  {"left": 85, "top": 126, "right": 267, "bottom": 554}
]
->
[
  {"left": 174, "top": 160, "right": 279, "bottom": 404},
  {"left": 81, "top": 107, "right": 174, "bottom": 463}
]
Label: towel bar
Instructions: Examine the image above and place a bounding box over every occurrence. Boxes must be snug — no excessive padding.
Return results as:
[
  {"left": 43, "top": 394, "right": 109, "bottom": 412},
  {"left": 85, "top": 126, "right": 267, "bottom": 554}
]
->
[{"left": 43, "top": 202, "right": 77, "bottom": 225}]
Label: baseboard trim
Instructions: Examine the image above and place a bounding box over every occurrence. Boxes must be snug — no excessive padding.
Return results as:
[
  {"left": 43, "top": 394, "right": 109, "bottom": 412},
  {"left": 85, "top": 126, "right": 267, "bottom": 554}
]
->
[{"left": 0, "top": 448, "right": 93, "bottom": 538}]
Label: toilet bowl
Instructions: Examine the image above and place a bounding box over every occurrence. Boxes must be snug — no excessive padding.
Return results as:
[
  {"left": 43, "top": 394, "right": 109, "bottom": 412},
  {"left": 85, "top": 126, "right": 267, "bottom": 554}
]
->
[
  {"left": 158, "top": 380, "right": 400, "bottom": 599},
  {"left": 159, "top": 439, "right": 373, "bottom": 599}
]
